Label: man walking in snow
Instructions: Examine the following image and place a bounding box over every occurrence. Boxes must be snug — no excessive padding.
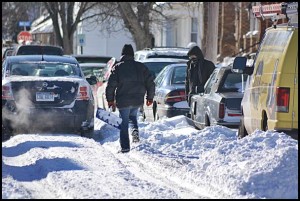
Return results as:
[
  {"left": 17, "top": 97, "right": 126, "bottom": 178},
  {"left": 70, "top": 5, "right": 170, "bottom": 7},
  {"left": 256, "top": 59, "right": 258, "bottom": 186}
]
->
[
  {"left": 105, "top": 44, "right": 155, "bottom": 153},
  {"left": 185, "top": 45, "right": 215, "bottom": 106}
]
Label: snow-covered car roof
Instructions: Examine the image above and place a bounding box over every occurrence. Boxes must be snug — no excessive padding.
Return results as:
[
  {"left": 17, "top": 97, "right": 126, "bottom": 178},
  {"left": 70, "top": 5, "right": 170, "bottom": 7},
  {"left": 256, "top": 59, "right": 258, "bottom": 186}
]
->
[
  {"left": 79, "top": 63, "right": 107, "bottom": 68},
  {"left": 140, "top": 58, "right": 188, "bottom": 63},
  {"left": 134, "top": 47, "right": 189, "bottom": 61}
]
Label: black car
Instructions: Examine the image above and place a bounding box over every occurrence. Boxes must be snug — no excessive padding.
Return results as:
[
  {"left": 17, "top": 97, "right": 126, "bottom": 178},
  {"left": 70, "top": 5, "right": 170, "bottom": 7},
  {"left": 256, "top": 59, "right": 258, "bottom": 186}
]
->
[
  {"left": 2, "top": 55, "right": 97, "bottom": 140},
  {"left": 142, "top": 63, "right": 189, "bottom": 121},
  {"left": 72, "top": 55, "right": 112, "bottom": 64},
  {"left": 189, "top": 66, "right": 248, "bottom": 130},
  {"left": 2, "top": 46, "right": 14, "bottom": 62},
  {"left": 13, "top": 45, "right": 64, "bottom": 56}
]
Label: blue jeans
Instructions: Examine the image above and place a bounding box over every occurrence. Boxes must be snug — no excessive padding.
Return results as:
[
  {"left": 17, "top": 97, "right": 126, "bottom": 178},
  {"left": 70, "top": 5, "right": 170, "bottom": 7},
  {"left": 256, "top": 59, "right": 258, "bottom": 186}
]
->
[{"left": 118, "top": 106, "right": 139, "bottom": 149}]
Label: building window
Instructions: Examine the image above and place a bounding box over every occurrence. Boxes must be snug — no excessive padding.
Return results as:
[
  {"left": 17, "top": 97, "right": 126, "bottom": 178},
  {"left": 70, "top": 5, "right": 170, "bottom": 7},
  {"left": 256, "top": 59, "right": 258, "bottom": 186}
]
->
[{"left": 191, "top": 17, "right": 198, "bottom": 43}]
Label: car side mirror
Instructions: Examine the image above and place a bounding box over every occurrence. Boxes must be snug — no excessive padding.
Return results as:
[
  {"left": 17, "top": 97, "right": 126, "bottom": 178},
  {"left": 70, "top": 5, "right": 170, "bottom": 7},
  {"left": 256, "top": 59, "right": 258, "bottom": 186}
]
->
[
  {"left": 195, "top": 86, "right": 204, "bottom": 94},
  {"left": 232, "top": 56, "right": 253, "bottom": 75},
  {"left": 243, "top": 67, "right": 254, "bottom": 75},
  {"left": 86, "top": 75, "right": 97, "bottom": 85},
  {"left": 232, "top": 56, "right": 247, "bottom": 70}
]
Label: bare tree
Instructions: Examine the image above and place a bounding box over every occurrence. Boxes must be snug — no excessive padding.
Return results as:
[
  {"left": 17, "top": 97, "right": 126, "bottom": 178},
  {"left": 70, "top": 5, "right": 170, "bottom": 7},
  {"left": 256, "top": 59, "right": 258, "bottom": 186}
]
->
[
  {"left": 44, "top": 2, "right": 100, "bottom": 54},
  {"left": 116, "top": 2, "right": 154, "bottom": 50},
  {"left": 82, "top": 2, "right": 170, "bottom": 50},
  {"left": 2, "top": 2, "right": 41, "bottom": 43}
]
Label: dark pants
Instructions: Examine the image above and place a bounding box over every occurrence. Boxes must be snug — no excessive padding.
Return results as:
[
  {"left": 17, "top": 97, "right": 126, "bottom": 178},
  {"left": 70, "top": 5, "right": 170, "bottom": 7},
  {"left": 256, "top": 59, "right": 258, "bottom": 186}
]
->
[{"left": 118, "top": 106, "right": 139, "bottom": 149}]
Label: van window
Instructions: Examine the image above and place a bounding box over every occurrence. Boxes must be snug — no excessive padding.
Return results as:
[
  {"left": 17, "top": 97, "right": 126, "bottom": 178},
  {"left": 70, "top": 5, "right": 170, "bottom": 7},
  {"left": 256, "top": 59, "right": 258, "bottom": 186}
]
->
[{"left": 260, "top": 31, "right": 292, "bottom": 53}]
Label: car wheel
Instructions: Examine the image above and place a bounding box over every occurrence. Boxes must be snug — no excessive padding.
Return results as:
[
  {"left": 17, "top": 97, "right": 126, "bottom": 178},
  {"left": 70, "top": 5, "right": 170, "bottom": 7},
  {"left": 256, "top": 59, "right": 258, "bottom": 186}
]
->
[
  {"left": 142, "top": 111, "right": 146, "bottom": 122},
  {"left": 262, "top": 113, "right": 268, "bottom": 131},
  {"left": 80, "top": 127, "right": 95, "bottom": 139},
  {"left": 2, "top": 125, "right": 12, "bottom": 141},
  {"left": 205, "top": 115, "right": 210, "bottom": 127},
  {"left": 191, "top": 101, "right": 197, "bottom": 120},
  {"left": 238, "top": 117, "right": 248, "bottom": 139}
]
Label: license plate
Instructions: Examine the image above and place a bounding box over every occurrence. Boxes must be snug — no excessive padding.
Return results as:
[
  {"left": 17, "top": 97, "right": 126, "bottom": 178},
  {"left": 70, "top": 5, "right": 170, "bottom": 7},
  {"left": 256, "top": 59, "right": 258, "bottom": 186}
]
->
[{"left": 36, "top": 92, "right": 55, "bottom": 101}]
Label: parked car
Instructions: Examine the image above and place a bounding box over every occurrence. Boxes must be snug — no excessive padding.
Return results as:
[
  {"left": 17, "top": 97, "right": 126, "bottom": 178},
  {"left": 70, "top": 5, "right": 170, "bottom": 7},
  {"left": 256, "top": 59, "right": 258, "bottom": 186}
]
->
[
  {"left": 233, "top": 21, "right": 298, "bottom": 140},
  {"left": 189, "top": 65, "right": 248, "bottom": 130},
  {"left": 72, "top": 55, "right": 112, "bottom": 64},
  {"left": 2, "top": 55, "right": 97, "bottom": 141},
  {"left": 79, "top": 62, "right": 107, "bottom": 107},
  {"left": 139, "top": 58, "right": 188, "bottom": 115},
  {"left": 96, "top": 57, "right": 117, "bottom": 110},
  {"left": 142, "top": 63, "right": 189, "bottom": 121},
  {"left": 141, "top": 58, "right": 188, "bottom": 78},
  {"left": 2, "top": 47, "right": 14, "bottom": 62},
  {"left": 72, "top": 55, "right": 113, "bottom": 108},
  {"left": 13, "top": 45, "right": 64, "bottom": 56},
  {"left": 134, "top": 47, "right": 189, "bottom": 62},
  {"left": 97, "top": 57, "right": 188, "bottom": 111}
]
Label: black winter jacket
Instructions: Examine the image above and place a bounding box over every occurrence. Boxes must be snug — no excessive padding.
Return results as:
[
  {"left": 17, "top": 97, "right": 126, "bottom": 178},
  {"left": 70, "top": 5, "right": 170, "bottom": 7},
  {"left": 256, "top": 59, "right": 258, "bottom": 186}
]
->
[
  {"left": 185, "top": 47, "right": 215, "bottom": 99},
  {"left": 105, "top": 55, "right": 155, "bottom": 109}
]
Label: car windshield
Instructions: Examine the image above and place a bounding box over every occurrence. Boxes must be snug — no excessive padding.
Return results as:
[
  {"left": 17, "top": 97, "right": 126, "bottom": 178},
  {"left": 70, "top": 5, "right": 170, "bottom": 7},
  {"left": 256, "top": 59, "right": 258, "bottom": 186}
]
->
[
  {"left": 171, "top": 66, "right": 186, "bottom": 84},
  {"left": 220, "top": 73, "right": 248, "bottom": 92},
  {"left": 8, "top": 62, "right": 80, "bottom": 77},
  {"left": 144, "top": 62, "right": 178, "bottom": 78}
]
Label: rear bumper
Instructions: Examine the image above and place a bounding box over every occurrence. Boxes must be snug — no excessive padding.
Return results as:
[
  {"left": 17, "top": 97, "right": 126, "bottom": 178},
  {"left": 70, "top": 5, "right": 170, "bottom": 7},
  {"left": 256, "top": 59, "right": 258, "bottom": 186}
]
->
[
  {"left": 2, "top": 100, "right": 94, "bottom": 133},
  {"left": 216, "top": 121, "right": 240, "bottom": 128},
  {"left": 160, "top": 107, "right": 190, "bottom": 118}
]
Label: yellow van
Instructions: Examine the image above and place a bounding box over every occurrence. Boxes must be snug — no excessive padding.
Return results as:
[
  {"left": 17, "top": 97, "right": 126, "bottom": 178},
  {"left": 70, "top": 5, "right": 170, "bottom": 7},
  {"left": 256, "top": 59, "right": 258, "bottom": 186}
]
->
[{"left": 233, "top": 20, "right": 298, "bottom": 140}]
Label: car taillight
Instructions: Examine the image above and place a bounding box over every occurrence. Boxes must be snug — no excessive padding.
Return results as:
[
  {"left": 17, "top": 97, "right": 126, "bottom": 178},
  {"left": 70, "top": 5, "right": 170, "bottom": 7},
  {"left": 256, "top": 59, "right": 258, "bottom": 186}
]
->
[
  {"left": 219, "top": 103, "right": 225, "bottom": 119},
  {"left": 165, "top": 90, "right": 186, "bottom": 104},
  {"left": 276, "top": 87, "right": 290, "bottom": 112},
  {"left": 2, "top": 84, "right": 14, "bottom": 100},
  {"left": 76, "top": 85, "right": 90, "bottom": 100}
]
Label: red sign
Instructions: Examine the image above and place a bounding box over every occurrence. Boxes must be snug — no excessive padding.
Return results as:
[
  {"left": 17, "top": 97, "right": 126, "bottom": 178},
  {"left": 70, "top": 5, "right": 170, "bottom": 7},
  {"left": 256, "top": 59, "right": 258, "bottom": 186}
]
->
[{"left": 17, "top": 31, "right": 32, "bottom": 44}]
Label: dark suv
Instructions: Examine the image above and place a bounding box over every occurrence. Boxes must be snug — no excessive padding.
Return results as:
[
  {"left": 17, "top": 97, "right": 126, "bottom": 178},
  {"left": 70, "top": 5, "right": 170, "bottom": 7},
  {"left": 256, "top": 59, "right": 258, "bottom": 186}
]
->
[{"left": 13, "top": 45, "right": 64, "bottom": 56}]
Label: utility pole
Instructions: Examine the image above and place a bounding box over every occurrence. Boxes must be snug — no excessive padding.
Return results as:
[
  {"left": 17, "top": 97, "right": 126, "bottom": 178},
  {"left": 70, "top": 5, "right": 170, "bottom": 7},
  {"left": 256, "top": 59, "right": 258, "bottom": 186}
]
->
[{"left": 205, "top": 2, "right": 219, "bottom": 64}]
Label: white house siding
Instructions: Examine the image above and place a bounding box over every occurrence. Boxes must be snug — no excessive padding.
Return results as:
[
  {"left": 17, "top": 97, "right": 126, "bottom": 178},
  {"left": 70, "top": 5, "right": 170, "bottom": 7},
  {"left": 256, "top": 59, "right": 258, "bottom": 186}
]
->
[
  {"left": 75, "top": 23, "right": 135, "bottom": 58},
  {"left": 152, "top": 3, "right": 202, "bottom": 49},
  {"left": 75, "top": 11, "right": 136, "bottom": 58}
]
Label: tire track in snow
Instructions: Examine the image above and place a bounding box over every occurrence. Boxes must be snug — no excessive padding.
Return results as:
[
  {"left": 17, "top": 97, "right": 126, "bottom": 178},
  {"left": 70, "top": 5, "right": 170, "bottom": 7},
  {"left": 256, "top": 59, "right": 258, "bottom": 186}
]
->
[{"left": 104, "top": 144, "right": 209, "bottom": 199}]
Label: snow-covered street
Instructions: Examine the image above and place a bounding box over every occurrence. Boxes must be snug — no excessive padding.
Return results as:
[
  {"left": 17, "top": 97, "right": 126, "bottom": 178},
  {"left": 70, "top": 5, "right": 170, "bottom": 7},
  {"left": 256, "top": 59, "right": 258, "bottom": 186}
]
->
[{"left": 2, "top": 116, "right": 298, "bottom": 199}]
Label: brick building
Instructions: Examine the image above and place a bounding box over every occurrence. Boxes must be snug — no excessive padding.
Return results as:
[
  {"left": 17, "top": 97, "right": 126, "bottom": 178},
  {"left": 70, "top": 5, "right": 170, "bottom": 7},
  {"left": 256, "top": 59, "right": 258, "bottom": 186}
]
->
[{"left": 205, "top": 2, "right": 290, "bottom": 62}]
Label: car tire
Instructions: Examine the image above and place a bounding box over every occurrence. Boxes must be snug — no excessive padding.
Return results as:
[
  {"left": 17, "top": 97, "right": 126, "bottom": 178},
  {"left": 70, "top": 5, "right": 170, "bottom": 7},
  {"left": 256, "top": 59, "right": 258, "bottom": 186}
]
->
[
  {"left": 80, "top": 127, "right": 95, "bottom": 139},
  {"left": 153, "top": 105, "right": 159, "bottom": 121},
  {"left": 238, "top": 117, "right": 248, "bottom": 139},
  {"left": 142, "top": 111, "right": 146, "bottom": 122},
  {"left": 2, "top": 125, "right": 12, "bottom": 142},
  {"left": 262, "top": 113, "right": 268, "bottom": 131},
  {"left": 205, "top": 114, "right": 210, "bottom": 127}
]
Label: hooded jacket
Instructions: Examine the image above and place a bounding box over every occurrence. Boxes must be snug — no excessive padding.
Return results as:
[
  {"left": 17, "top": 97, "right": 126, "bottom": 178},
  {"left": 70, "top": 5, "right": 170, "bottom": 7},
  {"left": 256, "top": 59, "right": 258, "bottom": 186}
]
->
[
  {"left": 185, "top": 46, "right": 215, "bottom": 98},
  {"left": 105, "top": 49, "right": 155, "bottom": 109}
]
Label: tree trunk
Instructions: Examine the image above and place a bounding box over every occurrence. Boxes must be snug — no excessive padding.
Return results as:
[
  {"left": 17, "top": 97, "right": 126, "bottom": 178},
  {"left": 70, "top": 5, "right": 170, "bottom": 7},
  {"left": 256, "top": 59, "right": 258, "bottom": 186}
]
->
[{"left": 117, "top": 2, "right": 153, "bottom": 51}]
